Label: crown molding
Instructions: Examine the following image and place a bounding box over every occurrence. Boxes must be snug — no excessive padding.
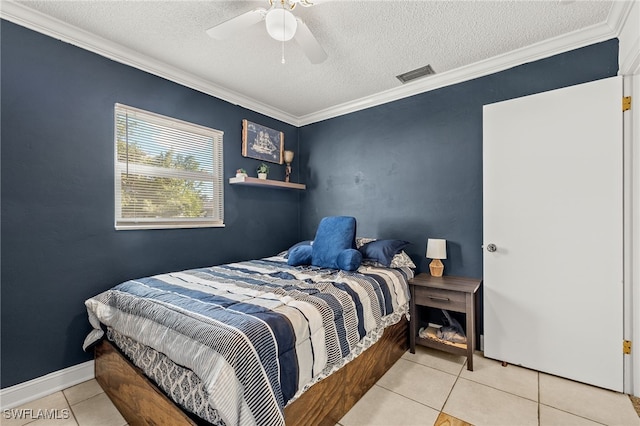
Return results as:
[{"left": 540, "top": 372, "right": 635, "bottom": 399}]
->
[
  {"left": 621, "top": 38, "right": 640, "bottom": 75},
  {"left": 1, "top": 1, "right": 631, "bottom": 128},
  {"left": 606, "top": 0, "right": 634, "bottom": 36},
  {"left": 0, "top": 1, "right": 300, "bottom": 126},
  {"left": 614, "top": 0, "right": 639, "bottom": 75}
]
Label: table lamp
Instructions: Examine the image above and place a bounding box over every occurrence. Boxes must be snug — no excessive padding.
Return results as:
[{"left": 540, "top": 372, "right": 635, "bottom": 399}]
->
[
  {"left": 284, "top": 150, "right": 294, "bottom": 182},
  {"left": 426, "top": 238, "right": 447, "bottom": 277}
]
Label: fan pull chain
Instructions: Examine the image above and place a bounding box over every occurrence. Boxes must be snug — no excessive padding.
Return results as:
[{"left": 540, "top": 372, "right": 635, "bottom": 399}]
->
[
  {"left": 281, "top": 8, "right": 286, "bottom": 64},
  {"left": 281, "top": 40, "right": 286, "bottom": 64}
]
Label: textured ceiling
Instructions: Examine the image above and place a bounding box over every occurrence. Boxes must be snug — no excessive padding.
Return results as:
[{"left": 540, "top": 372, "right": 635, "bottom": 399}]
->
[{"left": 8, "top": 0, "right": 616, "bottom": 123}]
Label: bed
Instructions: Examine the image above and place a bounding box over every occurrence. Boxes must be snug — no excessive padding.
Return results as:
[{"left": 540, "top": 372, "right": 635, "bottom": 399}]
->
[{"left": 84, "top": 247, "right": 414, "bottom": 425}]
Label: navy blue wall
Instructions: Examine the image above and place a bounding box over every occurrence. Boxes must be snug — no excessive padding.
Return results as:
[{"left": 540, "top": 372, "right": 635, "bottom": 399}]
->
[
  {"left": 298, "top": 39, "right": 619, "bottom": 278},
  {"left": 1, "top": 21, "right": 302, "bottom": 388}
]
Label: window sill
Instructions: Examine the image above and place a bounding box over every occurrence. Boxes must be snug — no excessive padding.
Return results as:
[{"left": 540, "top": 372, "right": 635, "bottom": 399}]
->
[{"left": 115, "top": 223, "right": 225, "bottom": 231}]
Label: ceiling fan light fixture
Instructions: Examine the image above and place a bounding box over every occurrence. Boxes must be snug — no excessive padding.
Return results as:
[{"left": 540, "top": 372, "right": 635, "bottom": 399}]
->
[{"left": 265, "top": 8, "right": 297, "bottom": 41}]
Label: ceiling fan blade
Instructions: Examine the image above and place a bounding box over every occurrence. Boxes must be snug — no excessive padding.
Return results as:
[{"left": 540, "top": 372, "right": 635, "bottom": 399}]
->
[
  {"left": 293, "top": 18, "right": 327, "bottom": 64},
  {"left": 206, "top": 8, "right": 266, "bottom": 40},
  {"left": 295, "top": 0, "right": 333, "bottom": 6}
]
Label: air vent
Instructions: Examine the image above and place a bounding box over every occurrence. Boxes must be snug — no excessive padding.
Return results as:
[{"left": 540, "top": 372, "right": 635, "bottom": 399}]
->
[{"left": 396, "top": 64, "right": 436, "bottom": 84}]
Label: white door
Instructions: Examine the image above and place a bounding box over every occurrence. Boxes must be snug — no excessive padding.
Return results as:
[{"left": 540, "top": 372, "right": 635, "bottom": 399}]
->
[{"left": 483, "top": 76, "right": 623, "bottom": 392}]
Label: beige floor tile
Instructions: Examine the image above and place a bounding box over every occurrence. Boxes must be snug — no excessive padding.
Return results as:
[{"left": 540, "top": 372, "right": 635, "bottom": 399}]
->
[
  {"left": 339, "top": 385, "right": 440, "bottom": 426},
  {"left": 460, "top": 353, "right": 538, "bottom": 401},
  {"left": 402, "top": 346, "right": 466, "bottom": 376},
  {"left": 540, "top": 373, "right": 640, "bottom": 426},
  {"left": 376, "top": 358, "right": 457, "bottom": 410},
  {"left": 539, "top": 404, "right": 603, "bottom": 426},
  {"left": 63, "top": 380, "right": 104, "bottom": 406},
  {"left": 2, "top": 392, "right": 71, "bottom": 426},
  {"left": 70, "top": 393, "right": 126, "bottom": 426},
  {"left": 26, "top": 413, "right": 78, "bottom": 426},
  {"left": 443, "top": 377, "right": 538, "bottom": 426}
]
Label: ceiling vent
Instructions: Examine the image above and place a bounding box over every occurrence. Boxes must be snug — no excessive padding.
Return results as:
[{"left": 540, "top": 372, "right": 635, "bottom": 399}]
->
[{"left": 396, "top": 64, "right": 436, "bottom": 84}]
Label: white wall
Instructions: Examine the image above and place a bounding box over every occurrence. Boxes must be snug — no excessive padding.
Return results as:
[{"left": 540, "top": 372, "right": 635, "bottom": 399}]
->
[{"left": 617, "top": 0, "right": 640, "bottom": 397}]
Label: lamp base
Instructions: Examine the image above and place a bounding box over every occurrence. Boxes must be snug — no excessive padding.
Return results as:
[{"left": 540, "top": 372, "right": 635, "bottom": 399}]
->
[
  {"left": 285, "top": 163, "right": 292, "bottom": 182},
  {"left": 429, "top": 259, "right": 444, "bottom": 277}
]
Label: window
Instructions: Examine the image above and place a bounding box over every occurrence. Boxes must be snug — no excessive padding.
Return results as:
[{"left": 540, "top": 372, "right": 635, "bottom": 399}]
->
[{"left": 114, "top": 104, "right": 224, "bottom": 230}]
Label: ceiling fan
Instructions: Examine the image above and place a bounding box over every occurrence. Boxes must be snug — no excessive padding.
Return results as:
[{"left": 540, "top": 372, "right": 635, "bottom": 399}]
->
[{"left": 206, "top": 0, "right": 329, "bottom": 64}]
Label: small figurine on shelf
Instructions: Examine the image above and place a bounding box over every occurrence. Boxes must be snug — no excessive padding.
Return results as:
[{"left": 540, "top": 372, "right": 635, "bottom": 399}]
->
[
  {"left": 256, "top": 163, "right": 269, "bottom": 180},
  {"left": 235, "top": 168, "right": 247, "bottom": 178}
]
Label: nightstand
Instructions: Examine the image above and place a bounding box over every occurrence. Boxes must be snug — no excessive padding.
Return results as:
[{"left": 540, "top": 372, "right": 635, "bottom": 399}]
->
[{"left": 409, "top": 273, "right": 481, "bottom": 371}]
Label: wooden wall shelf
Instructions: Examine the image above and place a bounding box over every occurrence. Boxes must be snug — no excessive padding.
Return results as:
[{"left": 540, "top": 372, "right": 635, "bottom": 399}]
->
[{"left": 229, "top": 176, "right": 306, "bottom": 190}]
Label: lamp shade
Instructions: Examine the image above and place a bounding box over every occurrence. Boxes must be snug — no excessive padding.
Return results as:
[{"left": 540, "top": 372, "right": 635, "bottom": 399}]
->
[
  {"left": 265, "top": 8, "right": 297, "bottom": 41},
  {"left": 426, "top": 239, "right": 447, "bottom": 259},
  {"left": 284, "top": 150, "right": 294, "bottom": 163}
]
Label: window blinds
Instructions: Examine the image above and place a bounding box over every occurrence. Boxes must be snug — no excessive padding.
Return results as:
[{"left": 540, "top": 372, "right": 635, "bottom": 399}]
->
[{"left": 114, "top": 104, "right": 224, "bottom": 230}]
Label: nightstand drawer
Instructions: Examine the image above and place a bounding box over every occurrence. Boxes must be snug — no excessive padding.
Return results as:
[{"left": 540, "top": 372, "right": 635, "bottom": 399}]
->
[{"left": 414, "top": 286, "right": 465, "bottom": 312}]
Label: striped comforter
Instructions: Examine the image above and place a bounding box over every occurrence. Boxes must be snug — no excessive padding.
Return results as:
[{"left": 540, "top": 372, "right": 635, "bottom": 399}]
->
[{"left": 83, "top": 256, "right": 412, "bottom": 426}]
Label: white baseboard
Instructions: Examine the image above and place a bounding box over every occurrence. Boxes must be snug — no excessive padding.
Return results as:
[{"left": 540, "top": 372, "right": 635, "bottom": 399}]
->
[{"left": 0, "top": 361, "right": 95, "bottom": 409}]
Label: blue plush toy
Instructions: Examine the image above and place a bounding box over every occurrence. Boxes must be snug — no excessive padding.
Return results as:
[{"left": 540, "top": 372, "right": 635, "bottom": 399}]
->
[{"left": 288, "top": 216, "right": 362, "bottom": 271}]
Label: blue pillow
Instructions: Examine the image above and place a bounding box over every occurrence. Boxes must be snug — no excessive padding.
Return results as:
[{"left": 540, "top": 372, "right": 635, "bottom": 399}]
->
[
  {"left": 311, "top": 216, "right": 358, "bottom": 269},
  {"left": 336, "top": 249, "right": 362, "bottom": 271},
  {"left": 359, "top": 239, "right": 410, "bottom": 267},
  {"left": 284, "top": 240, "right": 312, "bottom": 258},
  {"left": 287, "top": 244, "right": 313, "bottom": 266}
]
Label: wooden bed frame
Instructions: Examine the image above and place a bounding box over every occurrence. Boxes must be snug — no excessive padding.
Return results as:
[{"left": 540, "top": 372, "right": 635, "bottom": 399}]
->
[{"left": 95, "top": 317, "right": 408, "bottom": 426}]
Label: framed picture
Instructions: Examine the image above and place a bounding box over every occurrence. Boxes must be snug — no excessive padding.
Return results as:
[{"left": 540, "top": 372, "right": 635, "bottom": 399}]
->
[{"left": 242, "top": 119, "right": 284, "bottom": 164}]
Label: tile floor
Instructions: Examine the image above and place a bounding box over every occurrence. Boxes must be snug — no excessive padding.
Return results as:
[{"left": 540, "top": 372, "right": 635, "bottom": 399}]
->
[{"left": 4, "top": 348, "right": 640, "bottom": 426}]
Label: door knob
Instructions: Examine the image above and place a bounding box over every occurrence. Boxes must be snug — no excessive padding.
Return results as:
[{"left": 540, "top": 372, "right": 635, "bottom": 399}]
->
[{"left": 486, "top": 244, "right": 497, "bottom": 253}]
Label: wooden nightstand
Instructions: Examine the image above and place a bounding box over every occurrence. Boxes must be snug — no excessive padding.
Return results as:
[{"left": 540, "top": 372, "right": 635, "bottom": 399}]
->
[{"left": 409, "top": 273, "right": 481, "bottom": 371}]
